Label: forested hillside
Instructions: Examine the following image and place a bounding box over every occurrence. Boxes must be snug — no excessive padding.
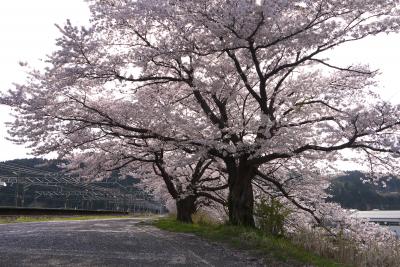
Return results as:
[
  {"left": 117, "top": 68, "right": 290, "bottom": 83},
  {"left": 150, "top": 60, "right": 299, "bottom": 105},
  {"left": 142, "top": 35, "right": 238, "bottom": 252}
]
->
[{"left": 327, "top": 171, "right": 400, "bottom": 210}]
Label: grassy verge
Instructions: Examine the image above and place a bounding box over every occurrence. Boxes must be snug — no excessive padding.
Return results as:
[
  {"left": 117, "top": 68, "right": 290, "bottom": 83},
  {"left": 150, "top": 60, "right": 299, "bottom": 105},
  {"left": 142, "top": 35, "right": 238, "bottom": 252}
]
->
[
  {"left": 0, "top": 215, "right": 134, "bottom": 224},
  {"left": 154, "top": 217, "right": 346, "bottom": 267}
]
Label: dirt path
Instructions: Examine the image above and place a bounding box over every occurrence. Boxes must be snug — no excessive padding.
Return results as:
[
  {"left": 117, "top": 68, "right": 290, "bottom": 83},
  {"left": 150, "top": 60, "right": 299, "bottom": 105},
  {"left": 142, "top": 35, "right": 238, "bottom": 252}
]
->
[{"left": 0, "top": 218, "right": 266, "bottom": 266}]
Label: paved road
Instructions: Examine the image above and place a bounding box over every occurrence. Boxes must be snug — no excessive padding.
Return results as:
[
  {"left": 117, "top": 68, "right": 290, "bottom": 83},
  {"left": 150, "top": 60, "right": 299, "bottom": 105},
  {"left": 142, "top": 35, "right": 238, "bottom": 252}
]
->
[{"left": 0, "top": 218, "right": 266, "bottom": 266}]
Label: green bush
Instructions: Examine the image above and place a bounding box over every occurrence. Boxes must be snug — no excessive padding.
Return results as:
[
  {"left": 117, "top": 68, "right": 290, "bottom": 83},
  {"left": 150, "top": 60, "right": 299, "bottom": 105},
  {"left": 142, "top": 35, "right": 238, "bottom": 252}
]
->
[{"left": 255, "top": 198, "right": 291, "bottom": 237}]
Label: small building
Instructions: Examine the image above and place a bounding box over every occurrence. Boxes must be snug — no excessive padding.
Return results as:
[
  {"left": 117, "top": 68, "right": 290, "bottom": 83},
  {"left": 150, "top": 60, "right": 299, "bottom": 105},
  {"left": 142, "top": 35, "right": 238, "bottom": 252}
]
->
[{"left": 352, "top": 210, "right": 400, "bottom": 237}]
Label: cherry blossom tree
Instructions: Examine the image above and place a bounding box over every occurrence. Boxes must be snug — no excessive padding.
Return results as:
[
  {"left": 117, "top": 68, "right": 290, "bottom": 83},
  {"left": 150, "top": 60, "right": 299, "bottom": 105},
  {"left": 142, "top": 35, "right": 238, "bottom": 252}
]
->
[
  {"left": 3, "top": 0, "right": 400, "bottom": 227},
  {"left": 4, "top": 75, "right": 227, "bottom": 222},
  {"left": 64, "top": 139, "right": 228, "bottom": 223},
  {"left": 137, "top": 149, "right": 227, "bottom": 223}
]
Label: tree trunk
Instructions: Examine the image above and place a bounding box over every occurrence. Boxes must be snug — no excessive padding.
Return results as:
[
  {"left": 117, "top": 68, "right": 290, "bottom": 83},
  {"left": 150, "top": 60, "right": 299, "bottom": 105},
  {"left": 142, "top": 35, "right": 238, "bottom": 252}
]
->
[
  {"left": 226, "top": 159, "right": 255, "bottom": 227},
  {"left": 176, "top": 195, "right": 197, "bottom": 223}
]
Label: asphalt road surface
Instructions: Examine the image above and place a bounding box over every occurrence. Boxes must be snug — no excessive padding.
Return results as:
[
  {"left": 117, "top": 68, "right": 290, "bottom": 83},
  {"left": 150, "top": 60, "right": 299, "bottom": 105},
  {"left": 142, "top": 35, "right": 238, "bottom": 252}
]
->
[{"left": 0, "top": 218, "right": 266, "bottom": 266}]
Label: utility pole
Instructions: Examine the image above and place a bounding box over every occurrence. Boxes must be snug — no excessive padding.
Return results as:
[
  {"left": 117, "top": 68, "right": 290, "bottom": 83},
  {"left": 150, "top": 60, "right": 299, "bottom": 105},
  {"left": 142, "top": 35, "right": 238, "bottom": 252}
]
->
[
  {"left": 21, "top": 184, "right": 29, "bottom": 208},
  {"left": 12, "top": 171, "right": 19, "bottom": 207}
]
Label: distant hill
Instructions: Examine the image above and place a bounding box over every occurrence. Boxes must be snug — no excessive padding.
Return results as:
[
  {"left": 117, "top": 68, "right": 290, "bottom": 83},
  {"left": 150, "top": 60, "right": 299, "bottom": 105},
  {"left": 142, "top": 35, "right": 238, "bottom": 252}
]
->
[
  {"left": 327, "top": 171, "right": 400, "bottom": 210},
  {"left": 0, "top": 158, "right": 62, "bottom": 175}
]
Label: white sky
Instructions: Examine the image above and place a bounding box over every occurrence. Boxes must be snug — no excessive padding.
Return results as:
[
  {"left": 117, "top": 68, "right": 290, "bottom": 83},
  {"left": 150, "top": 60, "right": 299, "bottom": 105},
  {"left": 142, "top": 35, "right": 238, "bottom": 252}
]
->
[
  {"left": 0, "top": 0, "right": 90, "bottom": 161},
  {"left": 0, "top": 1, "right": 400, "bottom": 162}
]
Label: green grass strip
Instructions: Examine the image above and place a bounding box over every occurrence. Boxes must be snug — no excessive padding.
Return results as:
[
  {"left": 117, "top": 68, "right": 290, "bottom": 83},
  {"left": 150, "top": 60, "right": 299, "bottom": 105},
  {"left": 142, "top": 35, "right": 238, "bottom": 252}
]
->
[
  {"left": 154, "top": 217, "right": 347, "bottom": 267},
  {"left": 0, "top": 215, "right": 133, "bottom": 224}
]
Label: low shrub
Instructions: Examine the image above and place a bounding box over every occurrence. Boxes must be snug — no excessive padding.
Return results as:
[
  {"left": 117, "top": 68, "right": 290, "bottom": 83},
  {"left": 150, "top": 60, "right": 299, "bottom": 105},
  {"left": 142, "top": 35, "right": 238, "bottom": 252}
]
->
[
  {"left": 192, "top": 209, "right": 221, "bottom": 226},
  {"left": 255, "top": 197, "right": 291, "bottom": 237}
]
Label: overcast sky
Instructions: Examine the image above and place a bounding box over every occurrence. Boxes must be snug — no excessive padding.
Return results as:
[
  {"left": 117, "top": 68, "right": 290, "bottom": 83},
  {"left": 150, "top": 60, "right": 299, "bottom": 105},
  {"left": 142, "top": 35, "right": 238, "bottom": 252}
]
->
[
  {"left": 0, "top": 1, "right": 400, "bottom": 162},
  {"left": 0, "top": 1, "right": 89, "bottom": 161}
]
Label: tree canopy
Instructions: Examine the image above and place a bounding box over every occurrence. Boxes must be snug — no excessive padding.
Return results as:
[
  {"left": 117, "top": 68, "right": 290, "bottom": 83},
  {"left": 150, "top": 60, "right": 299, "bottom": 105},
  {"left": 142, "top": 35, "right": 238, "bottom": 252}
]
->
[{"left": 2, "top": 0, "right": 400, "bottom": 226}]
